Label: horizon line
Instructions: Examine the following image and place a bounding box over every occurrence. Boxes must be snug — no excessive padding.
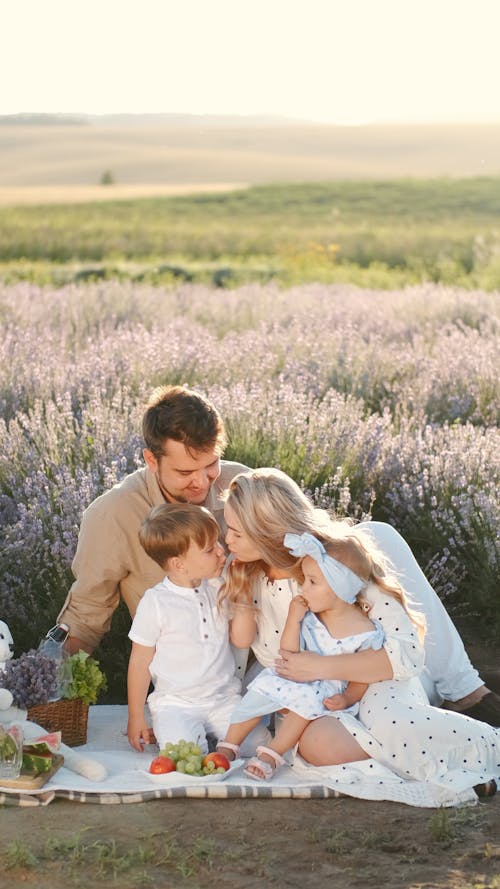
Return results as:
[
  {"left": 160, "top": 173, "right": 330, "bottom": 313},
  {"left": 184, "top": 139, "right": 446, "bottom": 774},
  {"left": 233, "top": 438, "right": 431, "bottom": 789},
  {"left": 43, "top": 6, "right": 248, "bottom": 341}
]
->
[{"left": 2, "top": 111, "right": 500, "bottom": 127}]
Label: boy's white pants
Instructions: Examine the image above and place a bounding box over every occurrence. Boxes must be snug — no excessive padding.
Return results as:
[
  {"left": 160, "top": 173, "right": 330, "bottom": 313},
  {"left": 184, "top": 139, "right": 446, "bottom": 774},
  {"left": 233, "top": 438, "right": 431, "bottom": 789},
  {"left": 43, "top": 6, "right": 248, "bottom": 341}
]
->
[{"left": 149, "top": 692, "right": 271, "bottom": 754}]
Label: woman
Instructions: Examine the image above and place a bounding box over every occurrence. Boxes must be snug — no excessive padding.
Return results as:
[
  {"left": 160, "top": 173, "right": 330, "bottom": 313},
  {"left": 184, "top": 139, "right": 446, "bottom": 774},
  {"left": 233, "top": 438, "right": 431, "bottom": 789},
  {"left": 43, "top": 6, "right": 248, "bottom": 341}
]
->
[{"left": 219, "top": 468, "right": 500, "bottom": 805}]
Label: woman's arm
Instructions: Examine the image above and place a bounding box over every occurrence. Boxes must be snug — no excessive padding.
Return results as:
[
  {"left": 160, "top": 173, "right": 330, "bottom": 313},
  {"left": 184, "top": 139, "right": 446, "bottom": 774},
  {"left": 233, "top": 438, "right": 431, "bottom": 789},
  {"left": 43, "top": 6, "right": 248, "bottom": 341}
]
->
[
  {"left": 230, "top": 605, "right": 257, "bottom": 648},
  {"left": 283, "top": 582, "right": 424, "bottom": 686},
  {"left": 275, "top": 646, "right": 394, "bottom": 683}
]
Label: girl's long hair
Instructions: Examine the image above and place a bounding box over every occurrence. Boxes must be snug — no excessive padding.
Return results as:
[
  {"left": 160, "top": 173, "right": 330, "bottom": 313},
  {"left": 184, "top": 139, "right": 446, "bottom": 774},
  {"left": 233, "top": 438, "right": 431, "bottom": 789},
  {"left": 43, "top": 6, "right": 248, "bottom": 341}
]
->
[{"left": 219, "top": 467, "right": 426, "bottom": 638}]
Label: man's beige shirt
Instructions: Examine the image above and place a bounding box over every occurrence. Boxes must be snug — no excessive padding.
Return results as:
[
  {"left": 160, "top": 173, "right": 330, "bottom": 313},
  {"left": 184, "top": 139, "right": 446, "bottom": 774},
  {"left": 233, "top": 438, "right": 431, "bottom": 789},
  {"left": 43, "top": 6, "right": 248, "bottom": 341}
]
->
[{"left": 57, "top": 461, "right": 247, "bottom": 650}]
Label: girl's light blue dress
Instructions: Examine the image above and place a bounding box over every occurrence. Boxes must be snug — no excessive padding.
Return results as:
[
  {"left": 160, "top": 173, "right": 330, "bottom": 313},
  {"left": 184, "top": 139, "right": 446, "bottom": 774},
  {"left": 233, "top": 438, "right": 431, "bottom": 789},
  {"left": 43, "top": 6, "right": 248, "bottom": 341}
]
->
[{"left": 231, "top": 611, "right": 385, "bottom": 722}]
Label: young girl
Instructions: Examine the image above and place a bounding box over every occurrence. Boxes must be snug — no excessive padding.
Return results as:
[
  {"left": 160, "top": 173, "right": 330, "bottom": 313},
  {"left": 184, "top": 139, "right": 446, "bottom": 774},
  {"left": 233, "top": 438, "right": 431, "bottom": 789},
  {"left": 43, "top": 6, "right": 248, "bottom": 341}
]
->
[{"left": 217, "top": 531, "right": 386, "bottom": 779}]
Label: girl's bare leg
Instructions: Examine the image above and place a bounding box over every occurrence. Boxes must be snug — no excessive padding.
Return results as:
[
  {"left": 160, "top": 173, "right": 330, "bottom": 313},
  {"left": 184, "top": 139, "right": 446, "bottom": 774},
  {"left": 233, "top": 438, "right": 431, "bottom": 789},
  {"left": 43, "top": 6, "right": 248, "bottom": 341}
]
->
[
  {"left": 298, "top": 716, "right": 370, "bottom": 766},
  {"left": 246, "top": 711, "right": 309, "bottom": 777},
  {"left": 218, "top": 716, "right": 262, "bottom": 759},
  {"left": 268, "top": 711, "right": 309, "bottom": 756}
]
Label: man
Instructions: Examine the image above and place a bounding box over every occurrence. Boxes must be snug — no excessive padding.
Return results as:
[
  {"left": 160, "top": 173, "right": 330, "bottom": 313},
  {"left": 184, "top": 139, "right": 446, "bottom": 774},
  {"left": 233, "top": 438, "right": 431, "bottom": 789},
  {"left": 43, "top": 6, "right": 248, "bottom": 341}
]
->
[
  {"left": 58, "top": 385, "right": 500, "bottom": 726},
  {"left": 58, "top": 385, "right": 247, "bottom": 655}
]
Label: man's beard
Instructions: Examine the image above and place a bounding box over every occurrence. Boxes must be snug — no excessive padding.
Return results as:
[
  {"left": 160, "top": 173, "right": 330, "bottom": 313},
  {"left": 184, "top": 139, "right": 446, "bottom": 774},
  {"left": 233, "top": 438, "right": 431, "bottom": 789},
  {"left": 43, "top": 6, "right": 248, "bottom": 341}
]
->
[{"left": 156, "top": 475, "right": 207, "bottom": 505}]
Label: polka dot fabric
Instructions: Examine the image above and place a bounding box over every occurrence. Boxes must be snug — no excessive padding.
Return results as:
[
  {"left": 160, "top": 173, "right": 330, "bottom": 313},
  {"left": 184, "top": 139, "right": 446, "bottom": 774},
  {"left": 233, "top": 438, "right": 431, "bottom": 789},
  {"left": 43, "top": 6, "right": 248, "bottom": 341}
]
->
[{"left": 247, "top": 612, "right": 384, "bottom": 720}]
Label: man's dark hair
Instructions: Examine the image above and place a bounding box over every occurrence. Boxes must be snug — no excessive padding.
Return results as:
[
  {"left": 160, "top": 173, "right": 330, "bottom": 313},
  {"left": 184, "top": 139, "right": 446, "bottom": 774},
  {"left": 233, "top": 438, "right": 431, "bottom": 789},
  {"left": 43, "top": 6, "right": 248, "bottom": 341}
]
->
[{"left": 142, "top": 385, "right": 227, "bottom": 458}]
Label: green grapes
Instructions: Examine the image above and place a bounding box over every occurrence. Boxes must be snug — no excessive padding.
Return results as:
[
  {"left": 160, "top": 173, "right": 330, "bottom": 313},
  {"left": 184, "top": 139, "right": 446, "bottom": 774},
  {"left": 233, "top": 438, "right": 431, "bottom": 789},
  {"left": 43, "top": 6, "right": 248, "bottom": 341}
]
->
[{"left": 159, "top": 740, "right": 228, "bottom": 776}]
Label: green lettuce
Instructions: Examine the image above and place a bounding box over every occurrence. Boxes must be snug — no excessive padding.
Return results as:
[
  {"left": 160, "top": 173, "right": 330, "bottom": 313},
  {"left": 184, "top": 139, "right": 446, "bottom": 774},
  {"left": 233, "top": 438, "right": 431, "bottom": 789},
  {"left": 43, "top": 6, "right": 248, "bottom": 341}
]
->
[{"left": 64, "top": 652, "right": 107, "bottom": 706}]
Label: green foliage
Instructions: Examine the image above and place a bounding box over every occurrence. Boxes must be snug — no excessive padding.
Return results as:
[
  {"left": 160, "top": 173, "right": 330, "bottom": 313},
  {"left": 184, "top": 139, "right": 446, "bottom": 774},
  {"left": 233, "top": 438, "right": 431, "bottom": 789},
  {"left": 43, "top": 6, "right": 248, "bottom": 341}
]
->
[
  {"left": 93, "top": 602, "right": 131, "bottom": 703},
  {"left": 428, "top": 809, "right": 454, "bottom": 844},
  {"left": 65, "top": 651, "right": 107, "bottom": 705},
  {"left": 99, "top": 170, "right": 115, "bottom": 186},
  {"left": 3, "top": 840, "right": 39, "bottom": 869},
  {"left": 1, "top": 178, "right": 500, "bottom": 289}
]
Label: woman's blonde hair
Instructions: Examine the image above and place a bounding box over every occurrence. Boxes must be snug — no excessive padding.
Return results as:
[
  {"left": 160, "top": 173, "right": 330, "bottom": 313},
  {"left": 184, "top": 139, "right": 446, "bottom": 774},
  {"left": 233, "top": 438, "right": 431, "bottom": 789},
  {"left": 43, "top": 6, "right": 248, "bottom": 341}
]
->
[
  {"left": 219, "top": 468, "right": 332, "bottom": 607},
  {"left": 219, "top": 467, "right": 425, "bottom": 637}
]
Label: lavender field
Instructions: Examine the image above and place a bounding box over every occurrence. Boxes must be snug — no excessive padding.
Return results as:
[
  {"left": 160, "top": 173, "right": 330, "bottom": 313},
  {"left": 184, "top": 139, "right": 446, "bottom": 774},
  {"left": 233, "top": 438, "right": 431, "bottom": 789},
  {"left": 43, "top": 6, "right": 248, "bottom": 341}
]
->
[{"left": 1, "top": 280, "right": 498, "bottom": 693}]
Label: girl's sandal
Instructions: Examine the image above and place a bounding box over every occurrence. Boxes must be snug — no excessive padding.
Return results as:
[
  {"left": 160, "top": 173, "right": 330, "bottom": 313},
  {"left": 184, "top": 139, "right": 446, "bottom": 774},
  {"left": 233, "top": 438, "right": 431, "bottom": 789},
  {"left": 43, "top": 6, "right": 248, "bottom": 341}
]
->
[
  {"left": 244, "top": 746, "right": 286, "bottom": 781},
  {"left": 216, "top": 741, "right": 240, "bottom": 761}
]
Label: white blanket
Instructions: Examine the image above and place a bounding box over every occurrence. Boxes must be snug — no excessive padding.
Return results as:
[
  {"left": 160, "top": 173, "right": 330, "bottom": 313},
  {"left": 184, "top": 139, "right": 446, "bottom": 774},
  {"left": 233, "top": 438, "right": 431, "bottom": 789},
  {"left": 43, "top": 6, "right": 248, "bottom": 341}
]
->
[{"left": 0, "top": 705, "right": 483, "bottom": 807}]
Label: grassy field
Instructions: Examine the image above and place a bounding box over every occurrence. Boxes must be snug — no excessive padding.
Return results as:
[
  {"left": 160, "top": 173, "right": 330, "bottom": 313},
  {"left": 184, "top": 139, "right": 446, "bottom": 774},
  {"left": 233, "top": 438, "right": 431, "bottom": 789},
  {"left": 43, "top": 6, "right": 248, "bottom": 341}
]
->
[
  {"left": 2, "top": 118, "right": 500, "bottom": 289},
  {"left": 1, "top": 177, "right": 500, "bottom": 289}
]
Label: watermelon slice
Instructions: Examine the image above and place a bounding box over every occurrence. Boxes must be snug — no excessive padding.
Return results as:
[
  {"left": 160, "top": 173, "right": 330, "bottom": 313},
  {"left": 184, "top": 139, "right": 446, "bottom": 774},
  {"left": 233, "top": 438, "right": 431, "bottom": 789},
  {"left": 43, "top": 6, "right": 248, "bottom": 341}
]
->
[
  {"left": 22, "top": 747, "right": 53, "bottom": 773},
  {"left": 28, "top": 731, "right": 62, "bottom": 753}
]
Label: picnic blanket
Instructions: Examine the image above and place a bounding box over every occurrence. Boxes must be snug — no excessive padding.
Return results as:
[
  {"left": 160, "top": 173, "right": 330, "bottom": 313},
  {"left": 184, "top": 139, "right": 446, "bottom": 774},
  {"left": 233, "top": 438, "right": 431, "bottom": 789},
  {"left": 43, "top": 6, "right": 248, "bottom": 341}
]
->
[{"left": 0, "top": 705, "right": 484, "bottom": 808}]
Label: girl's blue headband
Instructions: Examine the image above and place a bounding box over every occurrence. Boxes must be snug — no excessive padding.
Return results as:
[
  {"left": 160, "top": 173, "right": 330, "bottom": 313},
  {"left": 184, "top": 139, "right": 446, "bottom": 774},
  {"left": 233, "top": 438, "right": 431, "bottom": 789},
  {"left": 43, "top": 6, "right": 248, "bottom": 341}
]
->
[{"left": 284, "top": 532, "right": 365, "bottom": 604}]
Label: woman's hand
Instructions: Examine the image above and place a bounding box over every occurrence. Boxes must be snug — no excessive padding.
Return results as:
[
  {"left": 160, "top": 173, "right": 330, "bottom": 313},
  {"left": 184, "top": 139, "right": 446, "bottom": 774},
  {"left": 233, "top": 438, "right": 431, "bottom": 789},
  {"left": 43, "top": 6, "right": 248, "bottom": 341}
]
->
[
  {"left": 277, "top": 648, "right": 394, "bottom": 684},
  {"left": 275, "top": 649, "right": 326, "bottom": 682}
]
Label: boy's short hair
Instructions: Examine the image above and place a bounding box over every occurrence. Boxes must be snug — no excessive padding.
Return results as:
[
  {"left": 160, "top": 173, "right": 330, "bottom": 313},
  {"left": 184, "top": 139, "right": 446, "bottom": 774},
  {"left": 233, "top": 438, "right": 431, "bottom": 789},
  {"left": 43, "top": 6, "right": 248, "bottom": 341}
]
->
[
  {"left": 139, "top": 503, "right": 220, "bottom": 568},
  {"left": 142, "top": 385, "right": 227, "bottom": 459}
]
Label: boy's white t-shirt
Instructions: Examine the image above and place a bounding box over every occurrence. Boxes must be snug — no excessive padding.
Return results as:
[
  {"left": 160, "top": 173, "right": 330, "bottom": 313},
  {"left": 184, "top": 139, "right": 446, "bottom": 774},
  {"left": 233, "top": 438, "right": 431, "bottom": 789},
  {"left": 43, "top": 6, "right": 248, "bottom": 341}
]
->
[{"left": 128, "top": 575, "right": 241, "bottom": 702}]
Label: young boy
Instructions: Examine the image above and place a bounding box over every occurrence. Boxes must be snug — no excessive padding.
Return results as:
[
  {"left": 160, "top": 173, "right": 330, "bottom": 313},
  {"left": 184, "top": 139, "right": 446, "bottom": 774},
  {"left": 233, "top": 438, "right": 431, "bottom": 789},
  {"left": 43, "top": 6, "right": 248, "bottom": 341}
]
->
[{"left": 127, "top": 502, "right": 244, "bottom": 754}]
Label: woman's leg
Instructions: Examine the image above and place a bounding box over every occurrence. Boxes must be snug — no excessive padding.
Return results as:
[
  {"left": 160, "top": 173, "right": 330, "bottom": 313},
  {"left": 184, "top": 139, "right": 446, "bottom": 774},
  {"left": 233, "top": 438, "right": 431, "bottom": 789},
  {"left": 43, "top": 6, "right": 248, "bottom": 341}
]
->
[{"left": 298, "top": 716, "right": 370, "bottom": 766}]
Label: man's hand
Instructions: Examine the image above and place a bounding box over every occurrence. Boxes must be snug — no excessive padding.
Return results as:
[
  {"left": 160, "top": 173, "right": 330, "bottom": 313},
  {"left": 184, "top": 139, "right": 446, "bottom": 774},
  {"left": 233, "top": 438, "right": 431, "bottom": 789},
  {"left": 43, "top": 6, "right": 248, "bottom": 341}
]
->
[{"left": 275, "top": 649, "right": 325, "bottom": 682}]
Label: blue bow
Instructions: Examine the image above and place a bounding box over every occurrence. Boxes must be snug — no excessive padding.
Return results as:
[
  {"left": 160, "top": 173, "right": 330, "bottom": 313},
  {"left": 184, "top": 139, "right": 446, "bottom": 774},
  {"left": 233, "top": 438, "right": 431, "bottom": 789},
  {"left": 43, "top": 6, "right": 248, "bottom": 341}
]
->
[{"left": 284, "top": 532, "right": 364, "bottom": 604}]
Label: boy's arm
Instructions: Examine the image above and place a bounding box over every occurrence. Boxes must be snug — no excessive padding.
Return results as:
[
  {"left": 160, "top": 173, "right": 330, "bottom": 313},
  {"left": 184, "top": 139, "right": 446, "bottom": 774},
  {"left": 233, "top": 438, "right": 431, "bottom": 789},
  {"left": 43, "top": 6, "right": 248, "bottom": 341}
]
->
[
  {"left": 127, "top": 641, "right": 155, "bottom": 751},
  {"left": 280, "top": 596, "right": 308, "bottom": 652}
]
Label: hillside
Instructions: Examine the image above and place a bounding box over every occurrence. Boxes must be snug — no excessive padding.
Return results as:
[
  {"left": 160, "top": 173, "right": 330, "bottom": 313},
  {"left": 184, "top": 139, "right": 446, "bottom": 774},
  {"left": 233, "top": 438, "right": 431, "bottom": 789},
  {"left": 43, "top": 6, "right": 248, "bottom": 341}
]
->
[{"left": 1, "top": 119, "right": 499, "bottom": 194}]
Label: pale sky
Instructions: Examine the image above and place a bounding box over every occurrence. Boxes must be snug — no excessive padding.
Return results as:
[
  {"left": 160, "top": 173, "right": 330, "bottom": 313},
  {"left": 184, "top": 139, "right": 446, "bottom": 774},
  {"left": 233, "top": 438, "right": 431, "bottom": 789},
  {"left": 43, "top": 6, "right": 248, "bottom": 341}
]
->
[{"left": 2, "top": 0, "right": 500, "bottom": 125}]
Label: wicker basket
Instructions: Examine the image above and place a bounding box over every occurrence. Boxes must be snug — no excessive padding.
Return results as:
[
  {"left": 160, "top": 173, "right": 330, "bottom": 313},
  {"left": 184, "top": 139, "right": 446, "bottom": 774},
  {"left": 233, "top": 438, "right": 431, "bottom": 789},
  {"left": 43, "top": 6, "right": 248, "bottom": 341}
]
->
[{"left": 27, "top": 698, "right": 89, "bottom": 747}]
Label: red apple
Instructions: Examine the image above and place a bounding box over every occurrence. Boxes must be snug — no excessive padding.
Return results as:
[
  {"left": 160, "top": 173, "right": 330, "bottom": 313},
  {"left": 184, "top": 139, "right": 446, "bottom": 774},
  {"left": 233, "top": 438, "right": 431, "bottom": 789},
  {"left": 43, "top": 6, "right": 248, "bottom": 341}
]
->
[
  {"left": 202, "top": 751, "right": 231, "bottom": 771},
  {"left": 149, "top": 755, "right": 176, "bottom": 774}
]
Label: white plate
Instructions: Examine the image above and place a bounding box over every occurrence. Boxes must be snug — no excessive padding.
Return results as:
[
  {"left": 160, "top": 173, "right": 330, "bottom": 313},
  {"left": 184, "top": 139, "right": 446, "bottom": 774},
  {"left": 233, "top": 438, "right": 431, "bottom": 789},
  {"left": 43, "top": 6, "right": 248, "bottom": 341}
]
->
[{"left": 143, "top": 758, "right": 244, "bottom": 785}]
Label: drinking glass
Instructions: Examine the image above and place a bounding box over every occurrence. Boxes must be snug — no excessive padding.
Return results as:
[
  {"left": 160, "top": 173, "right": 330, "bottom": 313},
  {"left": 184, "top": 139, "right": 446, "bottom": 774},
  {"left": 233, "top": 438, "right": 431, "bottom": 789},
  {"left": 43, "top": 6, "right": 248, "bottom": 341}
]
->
[{"left": 0, "top": 724, "right": 24, "bottom": 779}]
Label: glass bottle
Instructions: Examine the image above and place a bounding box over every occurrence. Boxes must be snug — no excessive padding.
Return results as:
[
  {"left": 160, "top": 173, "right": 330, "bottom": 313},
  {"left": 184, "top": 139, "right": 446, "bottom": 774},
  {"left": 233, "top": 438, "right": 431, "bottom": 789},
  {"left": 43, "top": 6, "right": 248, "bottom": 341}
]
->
[{"left": 38, "top": 623, "right": 70, "bottom": 701}]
